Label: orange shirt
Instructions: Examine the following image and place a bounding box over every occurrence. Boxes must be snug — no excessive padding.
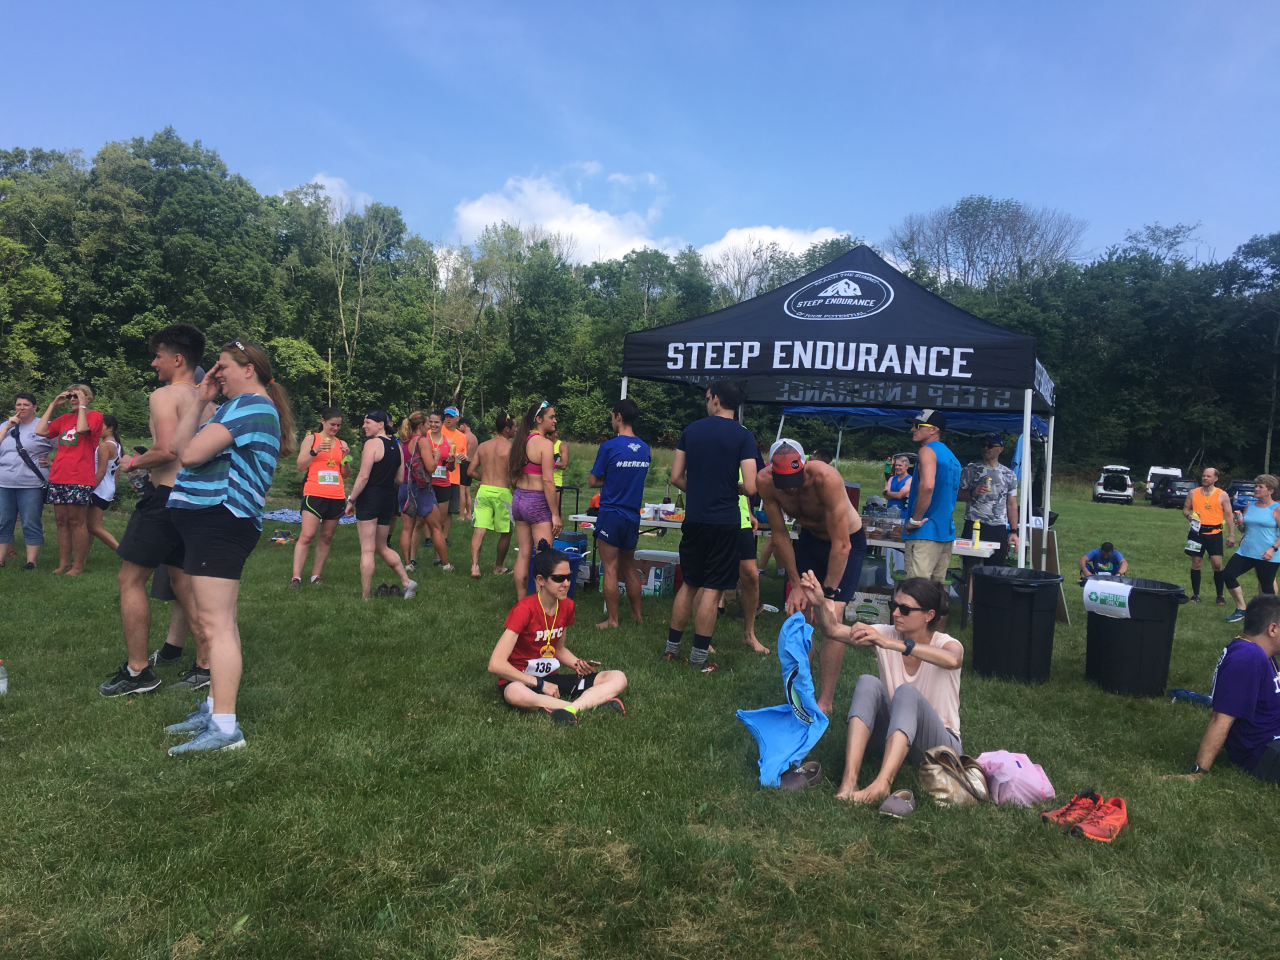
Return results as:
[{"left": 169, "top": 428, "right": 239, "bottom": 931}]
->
[
  {"left": 302, "top": 432, "right": 346, "bottom": 498},
  {"left": 442, "top": 426, "right": 466, "bottom": 484},
  {"left": 1191, "top": 486, "right": 1225, "bottom": 531}
]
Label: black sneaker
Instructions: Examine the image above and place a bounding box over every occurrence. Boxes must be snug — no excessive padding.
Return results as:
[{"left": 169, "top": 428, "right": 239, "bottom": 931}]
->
[
  {"left": 1190, "top": 595, "right": 1202, "bottom": 603},
  {"left": 23, "top": 562, "right": 35, "bottom": 571},
  {"left": 148, "top": 648, "right": 183, "bottom": 668},
  {"left": 375, "top": 582, "right": 389, "bottom": 597},
  {"left": 174, "top": 665, "right": 211, "bottom": 691},
  {"left": 1216, "top": 597, "right": 1226, "bottom": 606},
  {"left": 98, "top": 663, "right": 163, "bottom": 697},
  {"left": 389, "top": 584, "right": 402, "bottom": 598},
  {"left": 545, "top": 707, "right": 578, "bottom": 726}
]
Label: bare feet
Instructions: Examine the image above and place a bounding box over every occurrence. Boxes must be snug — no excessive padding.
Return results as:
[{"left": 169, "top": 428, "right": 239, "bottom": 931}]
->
[
  {"left": 596, "top": 619, "right": 619, "bottom": 629},
  {"left": 834, "top": 782, "right": 859, "bottom": 801},
  {"left": 470, "top": 564, "right": 482, "bottom": 578},
  {"left": 492, "top": 566, "right": 512, "bottom": 575},
  {"left": 849, "top": 781, "right": 891, "bottom": 805},
  {"left": 630, "top": 613, "right": 644, "bottom": 624},
  {"left": 741, "top": 634, "right": 770, "bottom": 654},
  {"left": 66, "top": 567, "right": 84, "bottom": 577},
  {"left": 52, "top": 565, "right": 69, "bottom": 574},
  {"left": 816, "top": 698, "right": 835, "bottom": 717}
]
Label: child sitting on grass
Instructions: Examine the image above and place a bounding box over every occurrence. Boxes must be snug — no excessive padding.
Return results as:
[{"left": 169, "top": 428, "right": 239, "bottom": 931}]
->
[{"left": 488, "top": 541, "right": 628, "bottom": 725}]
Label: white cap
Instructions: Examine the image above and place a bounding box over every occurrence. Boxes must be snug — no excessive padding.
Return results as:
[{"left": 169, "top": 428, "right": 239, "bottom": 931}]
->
[{"left": 769, "top": 438, "right": 806, "bottom": 461}]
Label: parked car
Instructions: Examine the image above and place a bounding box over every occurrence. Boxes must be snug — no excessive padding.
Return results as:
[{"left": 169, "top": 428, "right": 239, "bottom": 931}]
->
[
  {"left": 1226, "top": 480, "right": 1258, "bottom": 513},
  {"left": 1158, "top": 478, "right": 1197, "bottom": 509},
  {"left": 1093, "top": 465, "right": 1134, "bottom": 505},
  {"left": 1144, "top": 466, "right": 1182, "bottom": 500}
]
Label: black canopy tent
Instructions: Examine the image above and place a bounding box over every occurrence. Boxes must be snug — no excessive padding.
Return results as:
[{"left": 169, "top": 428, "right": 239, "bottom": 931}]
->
[{"left": 621, "top": 245, "right": 1059, "bottom": 569}]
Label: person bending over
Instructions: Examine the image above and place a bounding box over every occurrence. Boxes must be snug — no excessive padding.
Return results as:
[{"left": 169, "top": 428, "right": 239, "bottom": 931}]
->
[
  {"left": 487, "top": 543, "right": 628, "bottom": 725},
  {"left": 1079, "top": 542, "right": 1128, "bottom": 585},
  {"left": 1167, "top": 594, "right": 1280, "bottom": 784},
  {"left": 798, "top": 570, "right": 963, "bottom": 805},
  {"left": 758, "top": 438, "right": 866, "bottom": 712}
]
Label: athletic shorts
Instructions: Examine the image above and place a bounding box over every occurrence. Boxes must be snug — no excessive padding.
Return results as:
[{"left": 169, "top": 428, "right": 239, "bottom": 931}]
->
[
  {"left": 511, "top": 487, "right": 553, "bottom": 525},
  {"left": 355, "top": 487, "right": 399, "bottom": 526},
  {"left": 171, "top": 505, "right": 261, "bottom": 580},
  {"left": 595, "top": 508, "right": 640, "bottom": 552},
  {"left": 117, "top": 486, "right": 186, "bottom": 569},
  {"left": 738, "top": 526, "right": 758, "bottom": 562},
  {"left": 961, "top": 519, "right": 1010, "bottom": 564},
  {"left": 678, "top": 520, "right": 741, "bottom": 591},
  {"left": 499, "top": 671, "right": 598, "bottom": 699},
  {"left": 793, "top": 527, "right": 867, "bottom": 603},
  {"left": 1194, "top": 528, "right": 1224, "bottom": 558},
  {"left": 90, "top": 493, "right": 113, "bottom": 511},
  {"left": 302, "top": 494, "right": 345, "bottom": 522},
  {"left": 447, "top": 482, "right": 461, "bottom": 515},
  {"left": 474, "top": 484, "right": 513, "bottom": 533},
  {"left": 459, "top": 461, "right": 470, "bottom": 486},
  {"left": 46, "top": 483, "right": 92, "bottom": 506},
  {"left": 150, "top": 562, "right": 177, "bottom": 601}
]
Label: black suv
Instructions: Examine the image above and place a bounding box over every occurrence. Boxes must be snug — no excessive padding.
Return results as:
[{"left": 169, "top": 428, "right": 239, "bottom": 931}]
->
[{"left": 1157, "top": 478, "right": 1197, "bottom": 509}]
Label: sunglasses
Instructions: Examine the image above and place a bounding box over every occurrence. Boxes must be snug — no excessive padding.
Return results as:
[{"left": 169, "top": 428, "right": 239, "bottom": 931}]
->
[
  {"left": 887, "top": 600, "right": 926, "bottom": 615},
  {"left": 544, "top": 573, "right": 572, "bottom": 583},
  {"left": 982, "top": 442, "right": 1002, "bottom": 448},
  {"left": 538, "top": 400, "right": 549, "bottom": 412}
]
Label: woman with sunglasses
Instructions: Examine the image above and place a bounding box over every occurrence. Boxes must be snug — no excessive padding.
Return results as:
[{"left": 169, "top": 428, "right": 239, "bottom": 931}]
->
[
  {"left": 508, "top": 400, "right": 562, "bottom": 599},
  {"left": 164, "top": 338, "right": 295, "bottom": 754},
  {"left": 798, "top": 570, "right": 963, "bottom": 806},
  {"left": 488, "top": 542, "right": 627, "bottom": 725}
]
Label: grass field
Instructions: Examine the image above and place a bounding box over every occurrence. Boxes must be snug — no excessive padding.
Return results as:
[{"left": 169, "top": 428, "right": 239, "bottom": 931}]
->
[{"left": 2, "top": 449, "right": 1278, "bottom": 959}]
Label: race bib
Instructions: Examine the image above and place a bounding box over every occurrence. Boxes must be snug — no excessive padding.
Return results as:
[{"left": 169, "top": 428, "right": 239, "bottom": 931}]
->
[
  {"left": 523, "top": 656, "right": 561, "bottom": 677},
  {"left": 317, "top": 469, "right": 341, "bottom": 486},
  {"left": 432, "top": 463, "right": 449, "bottom": 479}
]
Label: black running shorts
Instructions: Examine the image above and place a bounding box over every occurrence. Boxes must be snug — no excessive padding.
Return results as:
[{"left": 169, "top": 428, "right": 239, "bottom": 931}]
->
[
  {"left": 171, "top": 505, "right": 262, "bottom": 580},
  {"left": 678, "top": 520, "right": 741, "bottom": 591},
  {"left": 500, "top": 671, "right": 598, "bottom": 700},
  {"left": 792, "top": 527, "right": 868, "bottom": 603},
  {"left": 116, "top": 486, "right": 186, "bottom": 570},
  {"left": 737, "top": 526, "right": 758, "bottom": 562},
  {"left": 302, "top": 494, "right": 345, "bottom": 522}
]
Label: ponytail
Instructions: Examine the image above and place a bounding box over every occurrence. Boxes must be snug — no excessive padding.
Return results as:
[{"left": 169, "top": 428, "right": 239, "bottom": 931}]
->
[
  {"left": 508, "top": 401, "right": 552, "bottom": 487},
  {"left": 221, "top": 337, "right": 297, "bottom": 456},
  {"left": 398, "top": 411, "right": 427, "bottom": 443}
]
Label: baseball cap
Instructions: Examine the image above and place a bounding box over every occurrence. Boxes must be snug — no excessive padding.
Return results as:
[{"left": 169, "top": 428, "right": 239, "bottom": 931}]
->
[
  {"left": 980, "top": 432, "right": 1004, "bottom": 447},
  {"left": 910, "top": 409, "right": 947, "bottom": 430},
  {"left": 444, "top": 405, "right": 460, "bottom": 417},
  {"left": 768, "top": 439, "right": 807, "bottom": 489}
]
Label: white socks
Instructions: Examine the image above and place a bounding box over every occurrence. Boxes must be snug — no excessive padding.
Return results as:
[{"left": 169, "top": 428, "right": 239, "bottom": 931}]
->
[{"left": 211, "top": 713, "right": 237, "bottom": 735}]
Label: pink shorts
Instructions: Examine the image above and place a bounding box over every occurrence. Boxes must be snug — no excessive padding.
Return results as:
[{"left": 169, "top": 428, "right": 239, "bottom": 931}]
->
[{"left": 511, "top": 487, "right": 552, "bottom": 525}]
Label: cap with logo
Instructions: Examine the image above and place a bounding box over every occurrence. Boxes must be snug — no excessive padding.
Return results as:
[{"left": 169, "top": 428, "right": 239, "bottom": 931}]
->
[
  {"left": 910, "top": 409, "right": 947, "bottom": 431},
  {"left": 768, "top": 439, "right": 807, "bottom": 489},
  {"left": 444, "top": 406, "right": 460, "bottom": 417},
  {"left": 981, "top": 432, "right": 1003, "bottom": 447}
]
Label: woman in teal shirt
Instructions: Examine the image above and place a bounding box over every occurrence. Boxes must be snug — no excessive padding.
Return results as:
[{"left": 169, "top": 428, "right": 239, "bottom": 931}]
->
[{"left": 1225, "top": 474, "right": 1280, "bottom": 622}]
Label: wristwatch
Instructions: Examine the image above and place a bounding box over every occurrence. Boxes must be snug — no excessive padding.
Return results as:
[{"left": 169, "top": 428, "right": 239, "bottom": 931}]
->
[
  {"left": 1190, "top": 763, "right": 1206, "bottom": 775},
  {"left": 535, "top": 677, "right": 545, "bottom": 692},
  {"left": 901, "top": 638, "right": 916, "bottom": 657},
  {"left": 823, "top": 585, "right": 837, "bottom": 600}
]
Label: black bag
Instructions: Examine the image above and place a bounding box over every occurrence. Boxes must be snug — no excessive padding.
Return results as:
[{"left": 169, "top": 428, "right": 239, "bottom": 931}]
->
[{"left": 10, "top": 427, "right": 49, "bottom": 490}]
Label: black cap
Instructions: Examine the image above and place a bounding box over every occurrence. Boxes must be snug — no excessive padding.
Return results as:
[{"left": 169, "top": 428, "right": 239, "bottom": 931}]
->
[
  {"left": 981, "top": 432, "right": 1003, "bottom": 446},
  {"left": 910, "top": 408, "right": 947, "bottom": 430}
]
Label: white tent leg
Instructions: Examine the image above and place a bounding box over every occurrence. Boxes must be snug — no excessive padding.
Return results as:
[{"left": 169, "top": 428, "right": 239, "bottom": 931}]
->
[
  {"left": 1040, "top": 415, "right": 1055, "bottom": 571},
  {"left": 1018, "top": 389, "right": 1033, "bottom": 568},
  {"left": 775, "top": 413, "right": 786, "bottom": 442},
  {"left": 620, "top": 377, "right": 628, "bottom": 400},
  {"left": 834, "top": 425, "right": 843, "bottom": 466}
]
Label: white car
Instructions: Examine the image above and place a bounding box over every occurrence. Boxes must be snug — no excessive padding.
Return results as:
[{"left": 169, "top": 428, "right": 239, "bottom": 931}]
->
[
  {"left": 1144, "top": 466, "right": 1182, "bottom": 500},
  {"left": 1093, "top": 465, "right": 1134, "bottom": 505}
]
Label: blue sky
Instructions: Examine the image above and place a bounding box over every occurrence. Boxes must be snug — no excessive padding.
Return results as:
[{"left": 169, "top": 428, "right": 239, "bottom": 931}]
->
[{"left": 5, "top": 1, "right": 1279, "bottom": 262}]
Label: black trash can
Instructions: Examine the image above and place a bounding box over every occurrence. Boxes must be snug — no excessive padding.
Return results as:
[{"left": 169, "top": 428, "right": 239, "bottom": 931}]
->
[
  {"left": 1084, "top": 576, "right": 1187, "bottom": 697},
  {"left": 970, "top": 566, "right": 1065, "bottom": 683}
]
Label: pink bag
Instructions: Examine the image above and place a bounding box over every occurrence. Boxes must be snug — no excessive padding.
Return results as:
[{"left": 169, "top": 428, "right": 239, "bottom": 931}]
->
[{"left": 975, "top": 751, "right": 1055, "bottom": 806}]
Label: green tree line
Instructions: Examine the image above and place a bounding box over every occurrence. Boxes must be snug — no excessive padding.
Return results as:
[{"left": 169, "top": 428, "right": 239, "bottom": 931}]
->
[{"left": 3, "top": 129, "right": 1279, "bottom": 473}]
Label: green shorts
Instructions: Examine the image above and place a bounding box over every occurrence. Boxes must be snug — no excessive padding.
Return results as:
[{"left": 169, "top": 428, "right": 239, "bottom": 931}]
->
[{"left": 475, "top": 484, "right": 513, "bottom": 533}]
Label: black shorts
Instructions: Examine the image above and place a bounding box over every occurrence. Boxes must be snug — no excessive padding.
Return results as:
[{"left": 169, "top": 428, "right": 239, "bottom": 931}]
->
[
  {"left": 1251, "top": 740, "right": 1280, "bottom": 784},
  {"left": 116, "top": 486, "right": 186, "bottom": 570},
  {"left": 501, "top": 671, "right": 598, "bottom": 700},
  {"left": 678, "top": 520, "right": 741, "bottom": 591},
  {"left": 170, "top": 505, "right": 262, "bottom": 580},
  {"left": 90, "top": 493, "right": 112, "bottom": 511},
  {"left": 792, "top": 527, "right": 867, "bottom": 603},
  {"left": 1195, "top": 528, "right": 1224, "bottom": 558},
  {"left": 354, "top": 487, "right": 398, "bottom": 526},
  {"left": 459, "top": 462, "right": 470, "bottom": 486},
  {"left": 738, "top": 527, "right": 758, "bottom": 562},
  {"left": 962, "top": 519, "right": 1010, "bottom": 564},
  {"left": 302, "top": 494, "right": 345, "bottom": 522},
  {"left": 448, "top": 483, "right": 461, "bottom": 515},
  {"left": 150, "top": 562, "right": 177, "bottom": 601}
]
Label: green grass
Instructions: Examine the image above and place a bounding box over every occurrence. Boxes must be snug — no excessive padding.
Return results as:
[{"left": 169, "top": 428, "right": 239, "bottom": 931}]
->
[{"left": 2, "top": 457, "right": 1278, "bottom": 959}]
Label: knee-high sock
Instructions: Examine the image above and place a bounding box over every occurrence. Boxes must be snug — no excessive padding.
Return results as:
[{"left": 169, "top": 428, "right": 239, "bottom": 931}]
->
[
  {"left": 1191, "top": 568, "right": 1202, "bottom": 596},
  {"left": 1214, "top": 569, "right": 1225, "bottom": 599}
]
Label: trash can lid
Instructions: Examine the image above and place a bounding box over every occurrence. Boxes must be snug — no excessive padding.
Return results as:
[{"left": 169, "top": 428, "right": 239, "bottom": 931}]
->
[
  {"left": 1084, "top": 575, "right": 1186, "bottom": 596},
  {"left": 970, "top": 565, "right": 1065, "bottom": 586}
]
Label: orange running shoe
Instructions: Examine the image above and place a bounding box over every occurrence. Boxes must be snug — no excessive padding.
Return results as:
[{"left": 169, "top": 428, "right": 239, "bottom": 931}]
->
[
  {"left": 1042, "top": 790, "right": 1102, "bottom": 826},
  {"left": 1071, "top": 797, "right": 1128, "bottom": 842}
]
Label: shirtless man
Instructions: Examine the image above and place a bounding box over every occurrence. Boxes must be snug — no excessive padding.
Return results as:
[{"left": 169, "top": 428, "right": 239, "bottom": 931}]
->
[
  {"left": 469, "top": 412, "right": 517, "bottom": 578},
  {"left": 757, "top": 438, "right": 867, "bottom": 717},
  {"left": 98, "top": 324, "right": 214, "bottom": 697}
]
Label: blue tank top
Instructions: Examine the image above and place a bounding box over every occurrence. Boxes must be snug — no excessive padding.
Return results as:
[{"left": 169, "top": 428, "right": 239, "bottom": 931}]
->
[
  {"left": 1239, "top": 502, "right": 1280, "bottom": 560},
  {"left": 889, "top": 473, "right": 911, "bottom": 518},
  {"left": 905, "top": 440, "right": 960, "bottom": 542}
]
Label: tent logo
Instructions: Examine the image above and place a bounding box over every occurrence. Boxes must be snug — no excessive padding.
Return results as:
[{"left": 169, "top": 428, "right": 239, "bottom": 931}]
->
[{"left": 785, "top": 270, "right": 894, "bottom": 321}]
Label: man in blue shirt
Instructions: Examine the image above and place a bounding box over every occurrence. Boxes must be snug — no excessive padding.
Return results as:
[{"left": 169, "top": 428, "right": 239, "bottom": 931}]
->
[
  {"left": 1171, "top": 594, "right": 1280, "bottom": 784},
  {"left": 1079, "top": 542, "right": 1128, "bottom": 584},
  {"left": 666, "top": 380, "right": 759, "bottom": 672},
  {"left": 903, "top": 410, "right": 961, "bottom": 583},
  {"left": 589, "top": 398, "right": 651, "bottom": 629}
]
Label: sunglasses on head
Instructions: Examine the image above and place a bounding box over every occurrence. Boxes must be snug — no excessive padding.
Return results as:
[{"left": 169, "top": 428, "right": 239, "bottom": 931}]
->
[
  {"left": 538, "top": 400, "right": 549, "bottom": 412},
  {"left": 543, "top": 572, "right": 572, "bottom": 583},
  {"left": 887, "top": 600, "right": 926, "bottom": 615}
]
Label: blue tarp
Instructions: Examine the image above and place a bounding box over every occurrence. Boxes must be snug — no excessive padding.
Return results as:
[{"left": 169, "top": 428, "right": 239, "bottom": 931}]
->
[{"left": 782, "top": 406, "right": 1048, "bottom": 438}]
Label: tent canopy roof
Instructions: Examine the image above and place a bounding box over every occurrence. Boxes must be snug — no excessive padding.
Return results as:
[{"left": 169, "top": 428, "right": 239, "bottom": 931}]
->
[
  {"left": 781, "top": 406, "right": 1049, "bottom": 438},
  {"left": 624, "top": 245, "right": 1055, "bottom": 412}
]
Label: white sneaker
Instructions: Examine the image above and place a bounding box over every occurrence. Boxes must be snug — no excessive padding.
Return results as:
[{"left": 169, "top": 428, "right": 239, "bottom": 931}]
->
[{"left": 403, "top": 580, "right": 418, "bottom": 599}]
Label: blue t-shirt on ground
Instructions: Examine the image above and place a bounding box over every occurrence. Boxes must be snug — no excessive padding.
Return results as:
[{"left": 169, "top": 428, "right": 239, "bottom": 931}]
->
[
  {"left": 590, "top": 434, "right": 651, "bottom": 519},
  {"left": 676, "top": 416, "right": 758, "bottom": 525},
  {"left": 169, "top": 393, "right": 281, "bottom": 530},
  {"left": 1210, "top": 638, "right": 1280, "bottom": 771},
  {"left": 904, "top": 440, "right": 960, "bottom": 542},
  {"left": 1084, "top": 548, "right": 1125, "bottom": 573}
]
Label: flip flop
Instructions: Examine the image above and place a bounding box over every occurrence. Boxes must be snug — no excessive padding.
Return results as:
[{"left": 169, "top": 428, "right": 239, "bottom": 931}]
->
[{"left": 878, "top": 789, "right": 916, "bottom": 819}]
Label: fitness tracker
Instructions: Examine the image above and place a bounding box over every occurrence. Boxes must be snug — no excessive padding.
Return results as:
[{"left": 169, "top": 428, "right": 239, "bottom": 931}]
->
[
  {"left": 535, "top": 677, "right": 545, "bottom": 692},
  {"left": 901, "top": 638, "right": 916, "bottom": 658},
  {"left": 823, "top": 586, "right": 837, "bottom": 600},
  {"left": 1190, "top": 763, "right": 1206, "bottom": 775}
]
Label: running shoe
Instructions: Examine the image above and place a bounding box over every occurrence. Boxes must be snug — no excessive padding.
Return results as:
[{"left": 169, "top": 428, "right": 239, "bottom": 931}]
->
[
  {"left": 1070, "top": 797, "right": 1128, "bottom": 842},
  {"left": 23, "top": 562, "right": 35, "bottom": 571},
  {"left": 310, "top": 575, "right": 323, "bottom": 585},
  {"left": 406, "top": 558, "right": 417, "bottom": 573},
  {"left": 403, "top": 580, "right": 418, "bottom": 599},
  {"left": 389, "top": 584, "right": 402, "bottom": 598},
  {"left": 1216, "top": 596, "right": 1226, "bottom": 606},
  {"left": 1042, "top": 790, "right": 1102, "bottom": 826},
  {"left": 602, "top": 697, "right": 626, "bottom": 715},
  {"left": 165, "top": 708, "right": 210, "bottom": 735},
  {"left": 545, "top": 707, "right": 578, "bottom": 726},
  {"left": 173, "top": 665, "right": 211, "bottom": 691},
  {"left": 148, "top": 647, "right": 183, "bottom": 668},
  {"left": 689, "top": 659, "right": 720, "bottom": 674},
  {"left": 441, "top": 564, "right": 456, "bottom": 573},
  {"left": 290, "top": 577, "right": 301, "bottom": 589},
  {"left": 659, "top": 652, "right": 681, "bottom": 663},
  {"left": 1227, "top": 609, "right": 1246, "bottom": 623},
  {"left": 376, "top": 582, "right": 389, "bottom": 598},
  {"left": 1189, "top": 595, "right": 1201, "bottom": 603},
  {"left": 98, "top": 663, "right": 162, "bottom": 697},
  {"left": 433, "top": 559, "right": 443, "bottom": 566},
  {"left": 168, "top": 724, "right": 247, "bottom": 756}
]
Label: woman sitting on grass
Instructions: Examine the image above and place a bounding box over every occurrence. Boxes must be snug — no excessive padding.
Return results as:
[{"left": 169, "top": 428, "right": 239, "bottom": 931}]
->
[
  {"left": 488, "top": 542, "right": 628, "bottom": 725},
  {"left": 798, "top": 570, "right": 963, "bottom": 804}
]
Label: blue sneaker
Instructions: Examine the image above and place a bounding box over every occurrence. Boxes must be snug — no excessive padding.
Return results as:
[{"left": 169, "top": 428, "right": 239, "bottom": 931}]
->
[
  {"left": 168, "top": 724, "right": 246, "bottom": 756},
  {"left": 1226, "top": 609, "right": 1246, "bottom": 623},
  {"left": 164, "top": 708, "right": 210, "bottom": 735}
]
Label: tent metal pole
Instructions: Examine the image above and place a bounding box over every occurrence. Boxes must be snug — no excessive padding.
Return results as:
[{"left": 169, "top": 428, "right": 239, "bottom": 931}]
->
[
  {"left": 775, "top": 414, "right": 785, "bottom": 442},
  {"left": 1018, "top": 389, "right": 1032, "bottom": 568},
  {"left": 620, "top": 377, "right": 628, "bottom": 400},
  {"left": 1040, "top": 415, "right": 1054, "bottom": 571},
  {"left": 835, "top": 425, "right": 843, "bottom": 466}
]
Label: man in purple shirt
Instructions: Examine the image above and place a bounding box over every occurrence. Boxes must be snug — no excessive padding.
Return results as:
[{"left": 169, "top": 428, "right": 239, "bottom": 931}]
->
[{"left": 1174, "top": 594, "right": 1280, "bottom": 783}]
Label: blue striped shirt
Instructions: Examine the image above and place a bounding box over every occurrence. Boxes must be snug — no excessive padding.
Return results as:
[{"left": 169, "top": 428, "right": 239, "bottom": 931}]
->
[{"left": 169, "top": 393, "right": 281, "bottom": 529}]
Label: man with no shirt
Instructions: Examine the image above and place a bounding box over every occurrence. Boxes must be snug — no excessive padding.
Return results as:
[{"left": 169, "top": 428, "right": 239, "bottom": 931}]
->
[
  {"left": 469, "top": 412, "right": 517, "bottom": 578},
  {"left": 757, "top": 438, "right": 867, "bottom": 716},
  {"left": 100, "top": 324, "right": 215, "bottom": 697}
]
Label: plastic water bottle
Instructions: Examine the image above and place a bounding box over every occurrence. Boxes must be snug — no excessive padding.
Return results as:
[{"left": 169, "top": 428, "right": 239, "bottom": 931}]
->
[{"left": 0, "top": 660, "right": 7, "bottom": 696}]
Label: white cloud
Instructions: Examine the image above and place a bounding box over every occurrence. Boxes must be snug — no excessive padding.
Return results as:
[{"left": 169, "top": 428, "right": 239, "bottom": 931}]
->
[
  {"left": 312, "top": 172, "right": 373, "bottom": 216},
  {"left": 698, "top": 225, "right": 843, "bottom": 261}
]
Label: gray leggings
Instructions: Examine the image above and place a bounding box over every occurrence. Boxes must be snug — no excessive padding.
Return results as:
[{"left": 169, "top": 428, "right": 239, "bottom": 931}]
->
[{"left": 847, "top": 674, "right": 961, "bottom": 766}]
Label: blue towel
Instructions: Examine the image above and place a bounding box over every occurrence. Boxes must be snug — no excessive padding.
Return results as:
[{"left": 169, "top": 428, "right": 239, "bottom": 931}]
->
[
  {"left": 263, "top": 508, "right": 356, "bottom": 525},
  {"left": 736, "top": 612, "right": 830, "bottom": 787},
  {"left": 1168, "top": 688, "right": 1212, "bottom": 708}
]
